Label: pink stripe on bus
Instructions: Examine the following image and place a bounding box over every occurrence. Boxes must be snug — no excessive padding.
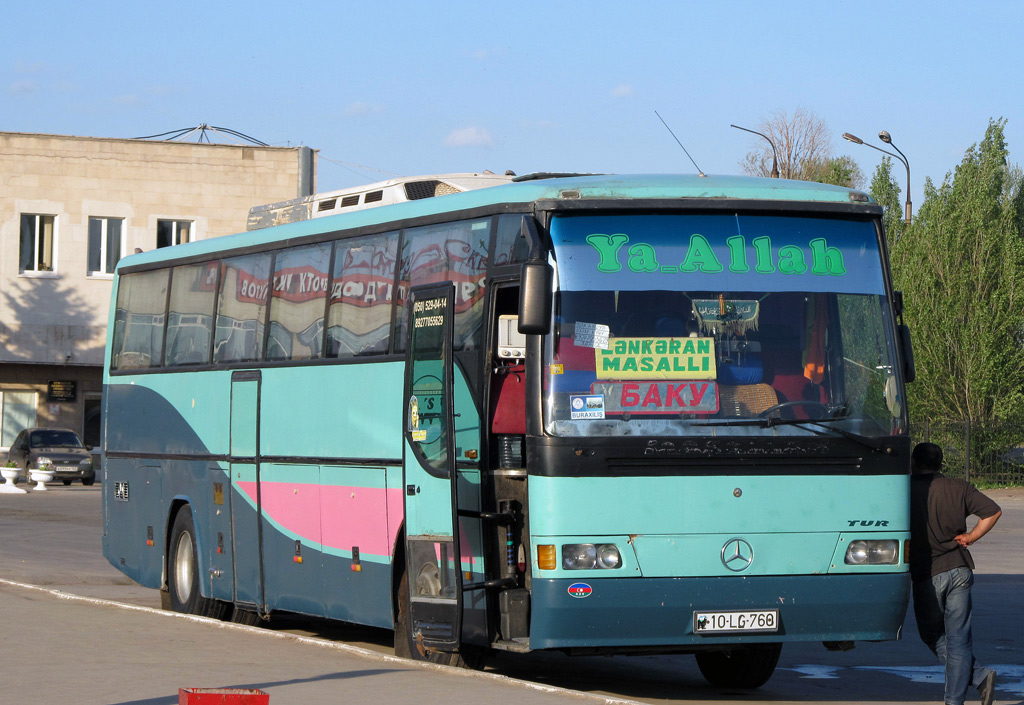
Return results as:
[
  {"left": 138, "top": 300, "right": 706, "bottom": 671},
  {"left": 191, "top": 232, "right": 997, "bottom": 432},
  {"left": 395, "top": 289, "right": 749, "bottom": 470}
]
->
[{"left": 235, "top": 481, "right": 405, "bottom": 557}]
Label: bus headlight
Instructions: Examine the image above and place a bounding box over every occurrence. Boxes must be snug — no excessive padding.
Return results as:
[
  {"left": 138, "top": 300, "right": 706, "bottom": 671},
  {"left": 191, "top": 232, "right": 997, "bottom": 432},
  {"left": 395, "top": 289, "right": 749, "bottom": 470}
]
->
[
  {"left": 845, "top": 539, "right": 899, "bottom": 565},
  {"left": 562, "top": 543, "right": 621, "bottom": 570},
  {"left": 596, "top": 544, "right": 622, "bottom": 569}
]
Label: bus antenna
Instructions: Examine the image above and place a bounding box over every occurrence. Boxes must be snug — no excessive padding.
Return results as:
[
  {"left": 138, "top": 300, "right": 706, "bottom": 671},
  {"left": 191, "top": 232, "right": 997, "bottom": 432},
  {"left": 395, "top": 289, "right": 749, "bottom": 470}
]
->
[{"left": 655, "top": 111, "right": 706, "bottom": 177}]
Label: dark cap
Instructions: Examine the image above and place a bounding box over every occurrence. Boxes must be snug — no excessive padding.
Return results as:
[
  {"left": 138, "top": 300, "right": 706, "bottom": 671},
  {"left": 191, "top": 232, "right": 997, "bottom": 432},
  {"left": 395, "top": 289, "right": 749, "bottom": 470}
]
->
[{"left": 912, "top": 442, "right": 943, "bottom": 472}]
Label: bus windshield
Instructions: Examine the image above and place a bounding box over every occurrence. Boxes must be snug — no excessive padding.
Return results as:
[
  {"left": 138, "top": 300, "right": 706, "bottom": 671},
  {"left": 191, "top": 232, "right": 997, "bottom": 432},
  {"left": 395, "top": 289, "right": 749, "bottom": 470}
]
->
[{"left": 543, "top": 213, "right": 905, "bottom": 439}]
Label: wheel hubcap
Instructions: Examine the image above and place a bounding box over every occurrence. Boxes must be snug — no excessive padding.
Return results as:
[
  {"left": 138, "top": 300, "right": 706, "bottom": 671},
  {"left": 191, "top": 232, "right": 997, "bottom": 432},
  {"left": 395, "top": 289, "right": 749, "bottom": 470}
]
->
[{"left": 174, "top": 531, "right": 194, "bottom": 602}]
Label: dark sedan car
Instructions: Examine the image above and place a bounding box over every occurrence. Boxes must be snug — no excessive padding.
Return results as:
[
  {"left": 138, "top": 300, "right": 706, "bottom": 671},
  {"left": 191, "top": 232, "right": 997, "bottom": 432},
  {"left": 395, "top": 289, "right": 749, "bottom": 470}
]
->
[{"left": 6, "top": 427, "right": 96, "bottom": 486}]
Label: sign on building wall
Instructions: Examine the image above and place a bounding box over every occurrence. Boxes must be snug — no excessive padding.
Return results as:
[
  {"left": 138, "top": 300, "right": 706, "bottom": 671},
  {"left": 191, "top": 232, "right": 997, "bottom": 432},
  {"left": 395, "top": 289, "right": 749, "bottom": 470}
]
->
[{"left": 47, "top": 380, "right": 77, "bottom": 403}]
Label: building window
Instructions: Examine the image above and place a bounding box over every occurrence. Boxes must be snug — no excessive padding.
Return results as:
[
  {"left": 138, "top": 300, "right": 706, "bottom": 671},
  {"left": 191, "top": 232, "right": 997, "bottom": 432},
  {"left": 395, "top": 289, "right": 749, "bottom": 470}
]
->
[
  {"left": 88, "top": 217, "right": 124, "bottom": 276},
  {"left": 157, "top": 219, "right": 192, "bottom": 248},
  {"left": 0, "top": 391, "right": 37, "bottom": 448},
  {"left": 20, "top": 214, "right": 56, "bottom": 273}
]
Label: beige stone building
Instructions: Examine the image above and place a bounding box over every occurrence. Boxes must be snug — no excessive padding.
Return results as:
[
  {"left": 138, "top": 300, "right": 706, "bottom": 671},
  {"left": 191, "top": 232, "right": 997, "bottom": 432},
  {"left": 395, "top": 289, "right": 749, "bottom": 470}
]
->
[{"left": 0, "top": 131, "right": 315, "bottom": 461}]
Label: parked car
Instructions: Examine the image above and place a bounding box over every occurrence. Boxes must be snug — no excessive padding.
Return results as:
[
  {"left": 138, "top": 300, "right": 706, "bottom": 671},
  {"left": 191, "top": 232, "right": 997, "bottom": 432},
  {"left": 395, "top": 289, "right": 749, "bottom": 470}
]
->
[{"left": 6, "top": 427, "right": 96, "bottom": 486}]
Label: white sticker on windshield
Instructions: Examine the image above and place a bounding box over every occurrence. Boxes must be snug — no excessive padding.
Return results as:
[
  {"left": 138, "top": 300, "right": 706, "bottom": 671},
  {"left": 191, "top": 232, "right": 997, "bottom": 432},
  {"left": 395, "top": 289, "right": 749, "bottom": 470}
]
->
[
  {"left": 570, "top": 394, "right": 606, "bottom": 420},
  {"left": 574, "top": 322, "right": 610, "bottom": 350}
]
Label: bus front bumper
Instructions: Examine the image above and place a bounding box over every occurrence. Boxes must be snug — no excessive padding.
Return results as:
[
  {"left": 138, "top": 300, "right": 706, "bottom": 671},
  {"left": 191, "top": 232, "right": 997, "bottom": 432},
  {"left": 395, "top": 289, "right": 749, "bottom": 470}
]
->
[{"left": 528, "top": 573, "right": 909, "bottom": 650}]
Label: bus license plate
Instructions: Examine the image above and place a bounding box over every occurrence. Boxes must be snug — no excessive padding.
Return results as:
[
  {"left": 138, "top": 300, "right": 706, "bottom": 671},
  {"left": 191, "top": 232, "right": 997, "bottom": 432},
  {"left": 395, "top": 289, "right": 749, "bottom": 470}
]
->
[{"left": 694, "top": 609, "right": 779, "bottom": 634}]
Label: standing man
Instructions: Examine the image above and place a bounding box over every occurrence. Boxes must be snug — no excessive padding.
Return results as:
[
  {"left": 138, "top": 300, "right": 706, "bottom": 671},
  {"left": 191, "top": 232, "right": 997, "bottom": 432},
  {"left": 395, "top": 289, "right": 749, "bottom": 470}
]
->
[{"left": 910, "top": 442, "right": 1001, "bottom": 705}]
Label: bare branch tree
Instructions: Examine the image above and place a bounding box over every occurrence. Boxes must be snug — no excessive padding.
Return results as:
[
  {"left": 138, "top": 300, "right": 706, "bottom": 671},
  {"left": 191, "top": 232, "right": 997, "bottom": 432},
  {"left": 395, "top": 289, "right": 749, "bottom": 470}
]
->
[{"left": 740, "top": 108, "right": 852, "bottom": 183}]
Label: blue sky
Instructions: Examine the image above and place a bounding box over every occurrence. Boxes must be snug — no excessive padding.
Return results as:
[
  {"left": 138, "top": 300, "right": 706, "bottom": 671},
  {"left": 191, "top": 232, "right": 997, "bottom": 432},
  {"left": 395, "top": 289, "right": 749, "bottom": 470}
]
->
[{"left": 4, "top": 1, "right": 1022, "bottom": 215}]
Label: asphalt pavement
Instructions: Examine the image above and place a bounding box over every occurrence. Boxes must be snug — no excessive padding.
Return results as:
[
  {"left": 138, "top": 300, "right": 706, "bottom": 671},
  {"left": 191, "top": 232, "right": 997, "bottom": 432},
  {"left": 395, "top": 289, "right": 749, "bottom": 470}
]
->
[
  {"left": 0, "top": 579, "right": 631, "bottom": 705},
  {"left": 1, "top": 484, "right": 1021, "bottom": 705}
]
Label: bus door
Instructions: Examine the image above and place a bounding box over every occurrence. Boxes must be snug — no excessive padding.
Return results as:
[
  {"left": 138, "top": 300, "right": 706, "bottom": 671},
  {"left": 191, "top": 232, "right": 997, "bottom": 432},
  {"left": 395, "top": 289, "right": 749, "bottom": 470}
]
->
[
  {"left": 403, "top": 283, "right": 463, "bottom": 652},
  {"left": 229, "top": 370, "right": 265, "bottom": 613}
]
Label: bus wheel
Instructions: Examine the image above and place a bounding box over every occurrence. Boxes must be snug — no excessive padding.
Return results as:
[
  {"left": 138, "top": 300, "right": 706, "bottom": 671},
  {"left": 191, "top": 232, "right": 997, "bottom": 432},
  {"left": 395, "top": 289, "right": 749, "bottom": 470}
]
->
[
  {"left": 230, "top": 607, "right": 263, "bottom": 626},
  {"left": 394, "top": 568, "right": 486, "bottom": 669},
  {"left": 695, "top": 644, "right": 782, "bottom": 689},
  {"left": 167, "top": 507, "right": 228, "bottom": 619}
]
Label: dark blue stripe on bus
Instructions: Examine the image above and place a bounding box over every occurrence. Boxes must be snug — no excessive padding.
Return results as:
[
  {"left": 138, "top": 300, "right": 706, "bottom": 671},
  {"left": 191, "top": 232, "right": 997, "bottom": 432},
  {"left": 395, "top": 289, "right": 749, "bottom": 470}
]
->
[{"left": 529, "top": 573, "right": 909, "bottom": 649}]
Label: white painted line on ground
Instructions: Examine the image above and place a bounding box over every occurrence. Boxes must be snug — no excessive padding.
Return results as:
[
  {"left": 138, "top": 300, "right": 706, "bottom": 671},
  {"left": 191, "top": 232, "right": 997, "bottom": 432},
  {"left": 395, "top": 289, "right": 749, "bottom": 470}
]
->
[
  {"left": 0, "top": 577, "right": 645, "bottom": 705},
  {"left": 782, "top": 664, "right": 1024, "bottom": 698}
]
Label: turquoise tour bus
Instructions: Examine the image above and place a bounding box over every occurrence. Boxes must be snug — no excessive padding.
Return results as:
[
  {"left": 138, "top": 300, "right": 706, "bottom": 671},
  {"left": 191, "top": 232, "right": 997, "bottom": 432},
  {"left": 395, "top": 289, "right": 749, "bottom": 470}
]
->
[{"left": 102, "top": 172, "right": 915, "bottom": 688}]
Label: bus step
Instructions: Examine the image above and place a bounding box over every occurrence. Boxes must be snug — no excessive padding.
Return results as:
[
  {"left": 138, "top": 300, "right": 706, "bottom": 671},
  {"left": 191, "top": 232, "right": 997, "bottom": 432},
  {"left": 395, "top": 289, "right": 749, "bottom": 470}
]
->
[
  {"left": 463, "top": 577, "right": 516, "bottom": 592},
  {"left": 491, "top": 638, "right": 531, "bottom": 653}
]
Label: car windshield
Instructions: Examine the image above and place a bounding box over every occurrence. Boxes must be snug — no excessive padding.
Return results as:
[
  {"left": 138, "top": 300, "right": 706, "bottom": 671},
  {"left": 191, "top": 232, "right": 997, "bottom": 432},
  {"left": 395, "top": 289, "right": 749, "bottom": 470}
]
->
[
  {"left": 29, "top": 430, "right": 83, "bottom": 448},
  {"left": 542, "top": 213, "right": 906, "bottom": 439}
]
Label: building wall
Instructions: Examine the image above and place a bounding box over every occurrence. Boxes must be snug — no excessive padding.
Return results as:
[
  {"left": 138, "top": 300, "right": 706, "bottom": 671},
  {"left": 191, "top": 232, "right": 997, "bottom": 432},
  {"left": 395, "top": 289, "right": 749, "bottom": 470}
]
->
[{"left": 0, "top": 132, "right": 315, "bottom": 462}]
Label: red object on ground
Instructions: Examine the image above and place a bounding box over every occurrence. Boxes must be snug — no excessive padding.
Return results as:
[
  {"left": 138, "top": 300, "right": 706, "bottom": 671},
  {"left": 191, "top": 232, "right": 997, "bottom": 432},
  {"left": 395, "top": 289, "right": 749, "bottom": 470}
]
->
[{"left": 179, "top": 688, "right": 269, "bottom": 705}]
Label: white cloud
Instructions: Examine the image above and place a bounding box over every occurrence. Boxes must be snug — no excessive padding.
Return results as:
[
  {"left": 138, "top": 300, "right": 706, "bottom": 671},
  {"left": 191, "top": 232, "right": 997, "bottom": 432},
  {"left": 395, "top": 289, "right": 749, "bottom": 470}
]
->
[
  {"left": 9, "top": 81, "right": 37, "bottom": 96},
  {"left": 610, "top": 84, "right": 635, "bottom": 99},
  {"left": 444, "top": 126, "right": 494, "bottom": 148},
  {"left": 14, "top": 60, "right": 49, "bottom": 75}
]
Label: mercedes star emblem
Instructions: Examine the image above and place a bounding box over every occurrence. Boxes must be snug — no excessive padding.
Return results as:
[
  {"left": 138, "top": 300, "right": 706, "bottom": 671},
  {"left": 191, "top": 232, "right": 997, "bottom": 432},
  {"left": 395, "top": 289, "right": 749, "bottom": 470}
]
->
[{"left": 721, "top": 538, "right": 754, "bottom": 572}]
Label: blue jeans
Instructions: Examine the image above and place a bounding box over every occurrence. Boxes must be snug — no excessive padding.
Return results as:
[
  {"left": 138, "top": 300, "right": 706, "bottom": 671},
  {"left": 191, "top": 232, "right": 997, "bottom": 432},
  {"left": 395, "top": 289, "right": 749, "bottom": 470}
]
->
[{"left": 913, "top": 566, "right": 993, "bottom": 705}]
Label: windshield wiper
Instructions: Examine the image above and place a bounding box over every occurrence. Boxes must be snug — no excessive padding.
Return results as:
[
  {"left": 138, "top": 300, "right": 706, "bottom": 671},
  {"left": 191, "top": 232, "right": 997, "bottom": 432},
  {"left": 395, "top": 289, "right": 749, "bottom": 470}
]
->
[
  {"left": 692, "top": 416, "right": 892, "bottom": 454},
  {"left": 767, "top": 417, "right": 893, "bottom": 454}
]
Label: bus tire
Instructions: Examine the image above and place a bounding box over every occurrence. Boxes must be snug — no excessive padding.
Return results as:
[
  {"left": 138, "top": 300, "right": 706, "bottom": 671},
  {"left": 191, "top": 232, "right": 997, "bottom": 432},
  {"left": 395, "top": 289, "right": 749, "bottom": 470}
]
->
[
  {"left": 230, "top": 607, "right": 263, "bottom": 626},
  {"left": 167, "top": 507, "right": 228, "bottom": 619},
  {"left": 394, "top": 568, "right": 486, "bottom": 669},
  {"left": 695, "top": 643, "right": 782, "bottom": 689}
]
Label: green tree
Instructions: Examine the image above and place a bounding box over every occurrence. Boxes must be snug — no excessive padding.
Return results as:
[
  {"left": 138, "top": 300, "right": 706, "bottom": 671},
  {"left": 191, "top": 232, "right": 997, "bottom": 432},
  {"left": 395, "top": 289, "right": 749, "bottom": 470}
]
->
[
  {"left": 813, "top": 154, "right": 864, "bottom": 189},
  {"left": 868, "top": 156, "right": 907, "bottom": 247},
  {"left": 891, "top": 119, "right": 1024, "bottom": 432}
]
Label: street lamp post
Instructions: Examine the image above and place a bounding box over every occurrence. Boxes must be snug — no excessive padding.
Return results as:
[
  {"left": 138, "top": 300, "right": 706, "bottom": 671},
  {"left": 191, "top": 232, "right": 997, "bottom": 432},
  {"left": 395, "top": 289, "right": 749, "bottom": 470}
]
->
[
  {"left": 731, "top": 124, "right": 780, "bottom": 178},
  {"left": 842, "top": 131, "right": 912, "bottom": 224}
]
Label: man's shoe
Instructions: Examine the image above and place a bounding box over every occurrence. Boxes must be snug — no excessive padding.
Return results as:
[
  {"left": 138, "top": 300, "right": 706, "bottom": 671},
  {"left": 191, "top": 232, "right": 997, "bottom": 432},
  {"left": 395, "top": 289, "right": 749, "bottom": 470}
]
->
[{"left": 979, "top": 670, "right": 996, "bottom": 705}]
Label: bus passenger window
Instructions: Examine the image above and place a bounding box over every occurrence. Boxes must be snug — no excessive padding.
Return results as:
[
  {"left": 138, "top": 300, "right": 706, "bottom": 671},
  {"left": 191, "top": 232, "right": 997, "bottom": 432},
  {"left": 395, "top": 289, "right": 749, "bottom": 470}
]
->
[
  {"left": 395, "top": 219, "right": 489, "bottom": 352},
  {"left": 214, "top": 253, "right": 271, "bottom": 363},
  {"left": 493, "top": 214, "right": 530, "bottom": 267},
  {"left": 327, "top": 232, "right": 397, "bottom": 358},
  {"left": 111, "top": 269, "right": 168, "bottom": 369},
  {"left": 266, "top": 243, "right": 331, "bottom": 361},
  {"left": 165, "top": 262, "right": 219, "bottom": 366}
]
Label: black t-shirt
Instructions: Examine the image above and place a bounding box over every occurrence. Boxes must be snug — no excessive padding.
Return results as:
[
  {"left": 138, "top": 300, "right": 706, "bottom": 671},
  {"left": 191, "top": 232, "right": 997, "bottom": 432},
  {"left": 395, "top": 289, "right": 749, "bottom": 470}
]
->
[{"left": 909, "top": 471, "right": 1001, "bottom": 582}]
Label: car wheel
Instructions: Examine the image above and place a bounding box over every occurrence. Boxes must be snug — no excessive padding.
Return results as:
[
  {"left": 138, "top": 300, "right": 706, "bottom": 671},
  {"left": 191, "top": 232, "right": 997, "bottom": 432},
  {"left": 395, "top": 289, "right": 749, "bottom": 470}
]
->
[
  {"left": 167, "top": 507, "right": 228, "bottom": 619},
  {"left": 82, "top": 475, "right": 95, "bottom": 486}
]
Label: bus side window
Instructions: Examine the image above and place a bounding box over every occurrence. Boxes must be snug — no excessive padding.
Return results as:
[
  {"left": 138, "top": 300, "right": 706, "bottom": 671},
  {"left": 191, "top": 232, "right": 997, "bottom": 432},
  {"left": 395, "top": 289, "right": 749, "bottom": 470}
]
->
[
  {"left": 111, "top": 269, "right": 168, "bottom": 370},
  {"left": 266, "top": 242, "right": 331, "bottom": 361},
  {"left": 166, "top": 262, "right": 219, "bottom": 366},
  {"left": 214, "top": 254, "right": 271, "bottom": 363},
  {"left": 395, "top": 219, "right": 490, "bottom": 352},
  {"left": 327, "top": 232, "right": 398, "bottom": 358}
]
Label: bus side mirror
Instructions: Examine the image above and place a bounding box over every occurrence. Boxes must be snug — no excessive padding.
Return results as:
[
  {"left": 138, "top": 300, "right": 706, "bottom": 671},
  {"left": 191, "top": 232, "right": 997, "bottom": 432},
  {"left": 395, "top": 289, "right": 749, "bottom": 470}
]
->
[
  {"left": 898, "top": 324, "right": 915, "bottom": 384},
  {"left": 518, "top": 261, "right": 553, "bottom": 335}
]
